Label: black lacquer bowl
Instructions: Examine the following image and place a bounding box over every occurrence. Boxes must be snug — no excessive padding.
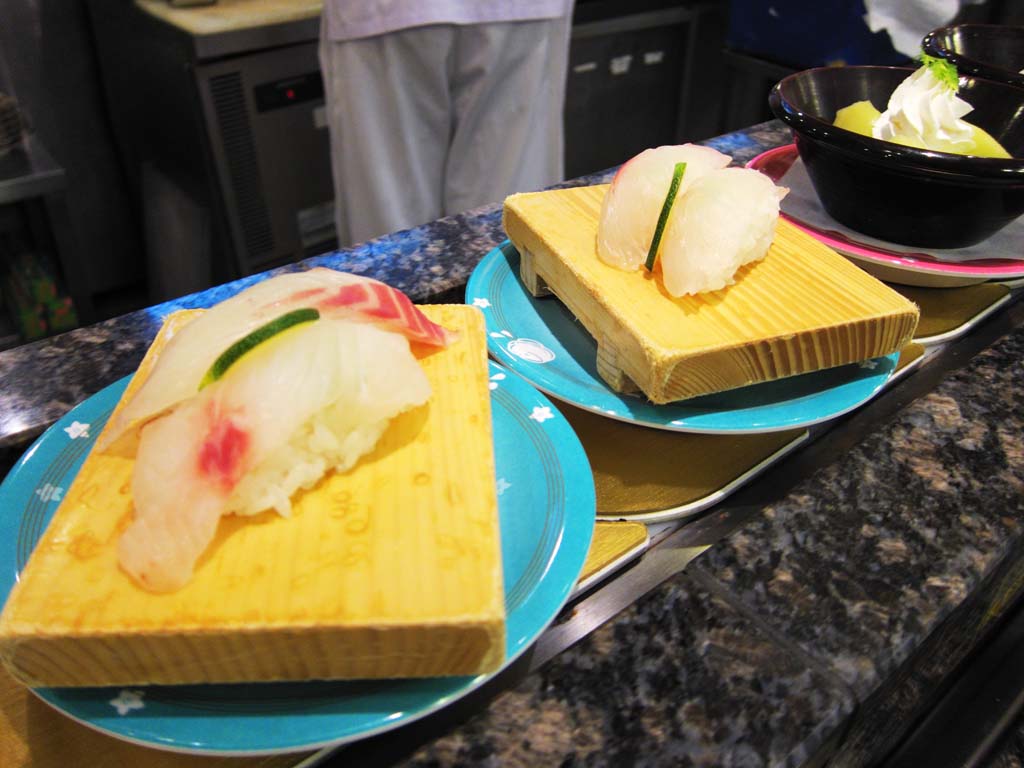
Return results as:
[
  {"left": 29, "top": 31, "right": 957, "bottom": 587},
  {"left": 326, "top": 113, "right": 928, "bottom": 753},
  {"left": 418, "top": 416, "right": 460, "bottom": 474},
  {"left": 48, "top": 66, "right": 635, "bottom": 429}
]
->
[
  {"left": 768, "top": 65, "right": 1024, "bottom": 248},
  {"left": 923, "top": 24, "right": 1024, "bottom": 89}
]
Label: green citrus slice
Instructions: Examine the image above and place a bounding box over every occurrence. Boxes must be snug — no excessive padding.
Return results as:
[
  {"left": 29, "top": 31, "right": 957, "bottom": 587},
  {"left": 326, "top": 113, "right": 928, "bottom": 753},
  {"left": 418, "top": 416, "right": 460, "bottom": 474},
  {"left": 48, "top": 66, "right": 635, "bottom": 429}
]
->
[
  {"left": 645, "top": 161, "right": 687, "bottom": 272},
  {"left": 199, "top": 307, "right": 320, "bottom": 390}
]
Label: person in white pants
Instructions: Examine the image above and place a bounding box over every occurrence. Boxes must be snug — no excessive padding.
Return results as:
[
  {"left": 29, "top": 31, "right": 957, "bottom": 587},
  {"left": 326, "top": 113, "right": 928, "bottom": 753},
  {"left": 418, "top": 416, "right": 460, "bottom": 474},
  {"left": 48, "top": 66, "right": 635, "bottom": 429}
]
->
[{"left": 318, "top": 1, "right": 574, "bottom": 247}]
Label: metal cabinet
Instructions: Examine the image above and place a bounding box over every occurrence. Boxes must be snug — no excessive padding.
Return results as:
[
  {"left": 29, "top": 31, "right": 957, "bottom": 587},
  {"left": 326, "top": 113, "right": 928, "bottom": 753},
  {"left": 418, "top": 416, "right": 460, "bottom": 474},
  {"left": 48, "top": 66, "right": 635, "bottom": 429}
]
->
[{"left": 87, "top": 1, "right": 334, "bottom": 299}]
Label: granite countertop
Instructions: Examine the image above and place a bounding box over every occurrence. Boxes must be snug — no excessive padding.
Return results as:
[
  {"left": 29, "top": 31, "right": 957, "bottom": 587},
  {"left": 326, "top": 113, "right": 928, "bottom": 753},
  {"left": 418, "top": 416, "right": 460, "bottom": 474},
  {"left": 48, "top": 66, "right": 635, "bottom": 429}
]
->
[
  {"left": 0, "top": 123, "right": 781, "bottom": 452},
  {"left": 2, "top": 122, "right": 1024, "bottom": 766}
]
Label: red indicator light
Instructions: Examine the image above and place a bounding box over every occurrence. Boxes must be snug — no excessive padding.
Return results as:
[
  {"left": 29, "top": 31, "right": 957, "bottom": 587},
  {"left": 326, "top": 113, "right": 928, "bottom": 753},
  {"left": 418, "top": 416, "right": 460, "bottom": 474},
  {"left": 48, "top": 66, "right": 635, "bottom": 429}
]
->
[{"left": 286, "top": 88, "right": 296, "bottom": 100}]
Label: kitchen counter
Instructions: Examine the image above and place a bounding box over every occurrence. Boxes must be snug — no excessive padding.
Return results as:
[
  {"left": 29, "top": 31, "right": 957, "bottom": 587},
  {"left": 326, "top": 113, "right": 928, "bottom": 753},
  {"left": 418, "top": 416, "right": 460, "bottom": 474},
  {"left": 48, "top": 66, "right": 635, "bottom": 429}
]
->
[
  {"left": 2, "top": 121, "right": 1023, "bottom": 766},
  {"left": 135, "top": 0, "right": 320, "bottom": 37},
  {"left": 130, "top": 0, "right": 321, "bottom": 60}
]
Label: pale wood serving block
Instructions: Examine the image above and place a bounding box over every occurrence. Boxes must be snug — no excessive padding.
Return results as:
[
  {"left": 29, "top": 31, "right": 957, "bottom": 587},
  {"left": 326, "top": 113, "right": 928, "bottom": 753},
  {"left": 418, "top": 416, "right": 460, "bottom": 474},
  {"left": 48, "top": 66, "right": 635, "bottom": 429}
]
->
[
  {"left": 0, "top": 523, "right": 637, "bottom": 766},
  {"left": 503, "top": 185, "right": 920, "bottom": 403},
  {"left": 0, "top": 305, "right": 505, "bottom": 687}
]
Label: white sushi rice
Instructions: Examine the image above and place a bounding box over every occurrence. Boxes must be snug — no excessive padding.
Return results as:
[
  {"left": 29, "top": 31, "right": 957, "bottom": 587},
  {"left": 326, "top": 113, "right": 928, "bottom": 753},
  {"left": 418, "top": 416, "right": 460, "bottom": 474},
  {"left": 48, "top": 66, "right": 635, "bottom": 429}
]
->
[
  {"left": 216, "top": 318, "right": 430, "bottom": 520},
  {"left": 223, "top": 401, "right": 392, "bottom": 518}
]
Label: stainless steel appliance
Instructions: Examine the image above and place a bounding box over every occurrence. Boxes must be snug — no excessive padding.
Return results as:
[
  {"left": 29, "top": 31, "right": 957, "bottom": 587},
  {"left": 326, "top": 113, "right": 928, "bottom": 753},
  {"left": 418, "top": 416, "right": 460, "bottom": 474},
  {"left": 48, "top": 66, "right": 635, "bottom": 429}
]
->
[
  {"left": 87, "top": 1, "right": 334, "bottom": 297},
  {"left": 197, "top": 44, "right": 335, "bottom": 274}
]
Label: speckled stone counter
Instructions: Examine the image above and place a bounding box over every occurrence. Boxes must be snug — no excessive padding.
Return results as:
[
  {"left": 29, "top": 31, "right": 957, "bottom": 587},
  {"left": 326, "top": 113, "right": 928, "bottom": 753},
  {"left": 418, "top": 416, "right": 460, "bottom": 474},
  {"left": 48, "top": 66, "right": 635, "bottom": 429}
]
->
[
  {"left": 0, "top": 122, "right": 780, "bottom": 451},
  {"left": 2, "top": 121, "right": 1023, "bottom": 767},
  {"left": 378, "top": 321, "right": 1024, "bottom": 768}
]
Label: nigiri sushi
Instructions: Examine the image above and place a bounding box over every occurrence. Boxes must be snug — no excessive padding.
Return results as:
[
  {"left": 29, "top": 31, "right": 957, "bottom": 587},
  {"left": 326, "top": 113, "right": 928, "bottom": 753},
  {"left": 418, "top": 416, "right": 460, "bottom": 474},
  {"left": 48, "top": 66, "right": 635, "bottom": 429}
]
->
[
  {"left": 107, "top": 270, "right": 453, "bottom": 593},
  {"left": 597, "top": 144, "right": 731, "bottom": 271},
  {"left": 100, "top": 267, "right": 453, "bottom": 456},
  {"left": 660, "top": 167, "right": 788, "bottom": 297},
  {"left": 596, "top": 145, "right": 787, "bottom": 298}
]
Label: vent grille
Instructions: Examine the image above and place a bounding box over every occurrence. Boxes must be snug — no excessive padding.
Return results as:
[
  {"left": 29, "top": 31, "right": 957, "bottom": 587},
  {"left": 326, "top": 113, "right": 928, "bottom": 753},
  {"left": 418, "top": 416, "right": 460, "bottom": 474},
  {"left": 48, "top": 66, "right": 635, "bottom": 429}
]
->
[{"left": 209, "top": 72, "right": 274, "bottom": 266}]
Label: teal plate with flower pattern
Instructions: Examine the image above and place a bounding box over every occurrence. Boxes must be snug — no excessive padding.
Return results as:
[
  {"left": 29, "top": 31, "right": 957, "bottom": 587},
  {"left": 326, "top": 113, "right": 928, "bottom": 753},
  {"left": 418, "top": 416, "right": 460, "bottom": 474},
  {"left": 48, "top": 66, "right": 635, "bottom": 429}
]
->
[
  {"left": 467, "top": 242, "right": 898, "bottom": 434},
  {"left": 0, "top": 360, "right": 595, "bottom": 755}
]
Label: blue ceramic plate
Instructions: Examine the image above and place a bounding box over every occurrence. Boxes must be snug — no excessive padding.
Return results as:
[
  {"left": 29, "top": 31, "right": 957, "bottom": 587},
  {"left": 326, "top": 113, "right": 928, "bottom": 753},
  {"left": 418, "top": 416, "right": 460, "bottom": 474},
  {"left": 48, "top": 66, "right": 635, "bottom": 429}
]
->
[
  {"left": 0, "top": 361, "right": 595, "bottom": 755},
  {"left": 467, "top": 242, "right": 898, "bottom": 434}
]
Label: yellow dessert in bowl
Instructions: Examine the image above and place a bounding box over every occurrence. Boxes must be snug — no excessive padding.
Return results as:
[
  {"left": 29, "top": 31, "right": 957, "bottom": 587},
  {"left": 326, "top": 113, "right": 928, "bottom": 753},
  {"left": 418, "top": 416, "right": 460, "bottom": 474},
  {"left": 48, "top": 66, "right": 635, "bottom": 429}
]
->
[
  {"left": 832, "top": 56, "right": 1012, "bottom": 158},
  {"left": 769, "top": 62, "right": 1024, "bottom": 247},
  {"left": 834, "top": 99, "right": 1009, "bottom": 158}
]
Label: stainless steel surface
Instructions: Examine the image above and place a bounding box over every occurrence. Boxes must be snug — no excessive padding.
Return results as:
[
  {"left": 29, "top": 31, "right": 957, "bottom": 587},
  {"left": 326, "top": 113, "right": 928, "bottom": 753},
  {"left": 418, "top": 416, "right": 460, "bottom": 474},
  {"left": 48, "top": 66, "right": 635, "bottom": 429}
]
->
[
  {"left": 88, "top": 0, "right": 334, "bottom": 285},
  {"left": 570, "top": 6, "right": 695, "bottom": 39},
  {"left": 196, "top": 40, "right": 335, "bottom": 275},
  {"left": 190, "top": 17, "right": 320, "bottom": 61}
]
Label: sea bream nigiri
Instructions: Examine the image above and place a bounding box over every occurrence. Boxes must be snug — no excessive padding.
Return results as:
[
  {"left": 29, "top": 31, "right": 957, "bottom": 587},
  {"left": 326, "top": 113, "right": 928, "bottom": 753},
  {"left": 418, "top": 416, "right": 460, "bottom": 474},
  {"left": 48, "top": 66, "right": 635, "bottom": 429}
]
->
[
  {"left": 596, "top": 144, "right": 787, "bottom": 297},
  {"left": 106, "top": 270, "right": 453, "bottom": 593},
  {"left": 597, "top": 144, "right": 731, "bottom": 272},
  {"left": 100, "top": 268, "right": 453, "bottom": 456},
  {"left": 659, "top": 167, "right": 788, "bottom": 297}
]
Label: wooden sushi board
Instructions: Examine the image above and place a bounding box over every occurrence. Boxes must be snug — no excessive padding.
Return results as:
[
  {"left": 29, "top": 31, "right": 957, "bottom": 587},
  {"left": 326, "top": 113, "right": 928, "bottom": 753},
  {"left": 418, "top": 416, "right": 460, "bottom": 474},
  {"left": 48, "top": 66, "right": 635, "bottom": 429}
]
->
[
  {"left": 503, "top": 185, "right": 920, "bottom": 403},
  {"left": 0, "top": 305, "right": 505, "bottom": 687}
]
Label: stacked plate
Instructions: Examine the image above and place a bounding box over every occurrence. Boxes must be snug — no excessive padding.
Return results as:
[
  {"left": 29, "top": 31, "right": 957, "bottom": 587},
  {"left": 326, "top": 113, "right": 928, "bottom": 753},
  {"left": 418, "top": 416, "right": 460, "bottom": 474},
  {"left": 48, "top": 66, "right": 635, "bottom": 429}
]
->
[
  {"left": 466, "top": 239, "right": 918, "bottom": 524},
  {"left": 746, "top": 144, "right": 1024, "bottom": 289},
  {"left": 0, "top": 349, "right": 596, "bottom": 754}
]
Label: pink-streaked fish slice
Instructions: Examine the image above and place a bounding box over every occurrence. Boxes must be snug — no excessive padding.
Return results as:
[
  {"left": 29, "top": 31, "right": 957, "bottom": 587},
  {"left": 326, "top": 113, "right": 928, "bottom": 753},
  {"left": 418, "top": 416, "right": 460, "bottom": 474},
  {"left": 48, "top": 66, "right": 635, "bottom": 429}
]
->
[
  {"left": 287, "top": 275, "right": 455, "bottom": 347},
  {"left": 120, "top": 398, "right": 237, "bottom": 592},
  {"left": 118, "top": 317, "right": 431, "bottom": 592},
  {"left": 99, "top": 269, "right": 450, "bottom": 454}
]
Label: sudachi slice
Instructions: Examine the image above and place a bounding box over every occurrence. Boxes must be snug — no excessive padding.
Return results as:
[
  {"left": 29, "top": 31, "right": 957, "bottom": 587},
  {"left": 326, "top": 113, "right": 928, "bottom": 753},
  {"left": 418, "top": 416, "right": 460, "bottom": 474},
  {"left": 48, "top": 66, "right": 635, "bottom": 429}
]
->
[{"left": 199, "top": 308, "right": 319, "bottom": 390}]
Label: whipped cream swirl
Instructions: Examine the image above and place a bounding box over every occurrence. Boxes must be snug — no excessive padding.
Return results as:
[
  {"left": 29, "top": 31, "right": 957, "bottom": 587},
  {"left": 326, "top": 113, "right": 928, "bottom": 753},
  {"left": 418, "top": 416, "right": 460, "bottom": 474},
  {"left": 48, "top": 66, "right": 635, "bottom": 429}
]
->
[{"left": 872, "top": 64, "right": 974, "bottom": 150}]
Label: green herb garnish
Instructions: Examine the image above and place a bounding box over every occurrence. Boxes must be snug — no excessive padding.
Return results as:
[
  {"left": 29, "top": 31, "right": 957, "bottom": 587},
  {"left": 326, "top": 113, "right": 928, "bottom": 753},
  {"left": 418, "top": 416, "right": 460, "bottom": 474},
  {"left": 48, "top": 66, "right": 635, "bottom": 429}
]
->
[
  {"left": 199, "top": 307, "right": 320, "bottom": 390},
  {"left": 920, "top": 53, "right": 960, "bottom": 92},
  {"left": 645, "top": 161, "right": 687, "bottom": 272}
]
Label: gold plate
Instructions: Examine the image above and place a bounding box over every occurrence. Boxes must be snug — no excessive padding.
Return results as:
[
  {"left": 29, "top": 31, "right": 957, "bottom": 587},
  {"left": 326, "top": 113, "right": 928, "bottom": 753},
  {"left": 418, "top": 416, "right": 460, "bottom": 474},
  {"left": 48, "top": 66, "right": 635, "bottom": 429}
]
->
[
  {"left": 559, "top": 398, "right": 808, "bottom": 522},
  {"left": 896, "top": 342, "right": 926, "bottom": 373},
  {"left": 893, "top": 283, "right": 1012, "bottom": 345},
  {"left": 561, "top": 340, "right": 926, "bottom": 523},
  {"left": 576, "top": 522, "right": 649, "bottom": 591}
]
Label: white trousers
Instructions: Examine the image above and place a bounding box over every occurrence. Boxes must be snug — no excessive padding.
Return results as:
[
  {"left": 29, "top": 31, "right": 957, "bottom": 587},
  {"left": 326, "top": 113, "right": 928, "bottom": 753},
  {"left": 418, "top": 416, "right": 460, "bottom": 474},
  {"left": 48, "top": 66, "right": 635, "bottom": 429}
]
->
[{"left": 319, "top": 17, "right": 570, "bottom": 246}]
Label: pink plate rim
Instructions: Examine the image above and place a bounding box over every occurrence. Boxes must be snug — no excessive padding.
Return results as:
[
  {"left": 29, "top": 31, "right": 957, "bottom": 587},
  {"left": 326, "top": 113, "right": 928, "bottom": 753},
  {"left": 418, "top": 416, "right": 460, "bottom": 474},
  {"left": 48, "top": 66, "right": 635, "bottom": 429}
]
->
[{"left": 746, "top": 144, "right": 1024, "bottom": 278}]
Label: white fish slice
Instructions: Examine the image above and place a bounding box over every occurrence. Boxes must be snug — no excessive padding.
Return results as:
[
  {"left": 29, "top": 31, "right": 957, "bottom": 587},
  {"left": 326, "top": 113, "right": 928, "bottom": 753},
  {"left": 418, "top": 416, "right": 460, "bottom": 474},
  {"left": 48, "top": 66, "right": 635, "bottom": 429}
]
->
[
  {"left": 660, "top": 167, "right": 789, "bottom": 297},
  {"left": 119, "top": 317, "right": 430, "bottom": 592},
  {"left": 100, "top": 269, "right": 451, "bottom": 455},
  {"left": 596, "top": 144, "right": 731, "bottom": 271}
]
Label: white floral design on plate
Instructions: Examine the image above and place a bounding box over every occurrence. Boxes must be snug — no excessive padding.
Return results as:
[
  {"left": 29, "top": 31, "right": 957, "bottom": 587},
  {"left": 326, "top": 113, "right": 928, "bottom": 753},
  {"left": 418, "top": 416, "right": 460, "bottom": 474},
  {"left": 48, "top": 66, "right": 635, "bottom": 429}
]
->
[
  {"left": 496, "top": 478, "right": 512, "bottom": 496},
  {"left": 472, "top": 297, "right": 492, "bottom": 309},
  {"left": 489, "top": 372, "right": 507, "bottom": 391},
  {"left": 109, "top": 689, "right": 145, "bottom": 716},
  {"left": 35, "top": 483, "right": 63, "bottom": 503},
  {"left": 63, "top": 421, "right": 90, "bottom": 440},
  {"left": 508, "top": 338, "right": 555, "bottom": 364},
  {"left": 529, "top": 406, "right": 555, "bottom": 423},
  {"left": 489, "top": 330, "right": 514, "bottom": 339},
  {"left": 859, "top": 359, "right": 882, "bottom": 370}
]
